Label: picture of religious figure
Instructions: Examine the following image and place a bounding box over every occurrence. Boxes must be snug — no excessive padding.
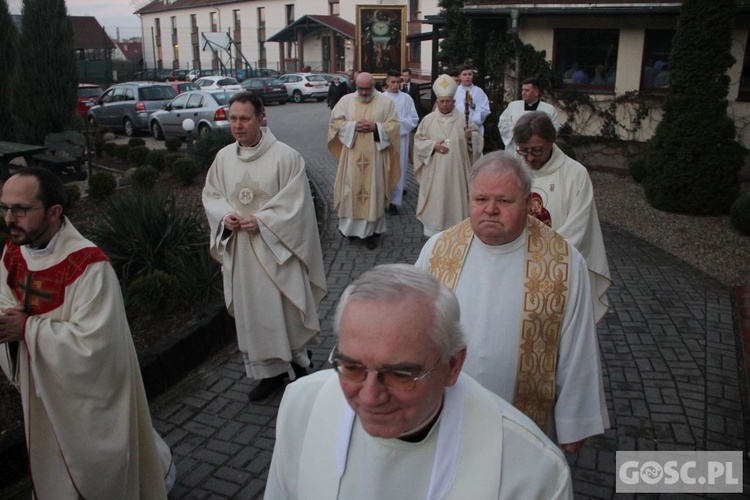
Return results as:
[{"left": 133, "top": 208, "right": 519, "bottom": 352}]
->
[
  {"left": 529, "top": 192, "right": 552, "bottom": 227},
  {"left": 356, "top": 6, "right": 406, "bottom": 77}
]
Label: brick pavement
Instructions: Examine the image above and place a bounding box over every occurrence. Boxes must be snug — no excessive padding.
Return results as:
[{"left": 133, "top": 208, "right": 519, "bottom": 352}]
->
[{"left": 144, "top": 102, "right": 748, "bottom": 498}]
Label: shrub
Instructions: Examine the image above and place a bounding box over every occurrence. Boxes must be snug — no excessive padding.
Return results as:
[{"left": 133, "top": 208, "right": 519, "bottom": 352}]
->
[
  {"left": 114, "top": 143, "right": 130, "bottom": 161},
  {"left": 164, "top": 152, "right": 185, "bottom": 170},
  {"left": 171, "top": 158, "right": 202, "bottom": 185},
  {"left": 90, "top": 189, "right": 207, "bottom": 288},
  {"left": 190, "top": 128, "right": 234, "bottom": 169},
  {"left": 144, "top": 149, "right": 168, "bottom": 171},
  {"left": 172, "top": 248, "right": 222, "bottom": 304},
  {"left": 131, "top": 165, "right": 159, "bottom": 190},
  {"left": 555, "top": 140, "right": 576, "bottom": 161},
  {"left": 126, "top": 270, "right": 179, "bottom": 317},
  {"left": 64, "top": 183, "right": 81, "bottom": 211},
  {"left": 128, "top": 137, "right": 146, "bottom": 148},
  {"left": 103, "top": 141, "right": 116, "bottom": 157},
  {"left": 730, "top": 192, "right": 750, "bottom": 236},
  {"left": 87, "top": 171, "right": 117, "bottom": 201},
  {"left": 128, "top": 145, "right": 150, "bottom": 166},
  {"left": 628, "top": 154, "right": 649, "bottom": 184},
  {"left": 165, "top": 136, "right": 183, "bottom": 153}
]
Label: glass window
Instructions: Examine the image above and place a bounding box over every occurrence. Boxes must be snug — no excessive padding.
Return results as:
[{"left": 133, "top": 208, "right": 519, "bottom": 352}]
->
[
  {"left": 186, "top": 94, "right": 204, "bottom": 109},
  {"left": 641, "top": 29, "right": 674, "bottom": 90},
  {"left": 170, "top": 94, "right": 190, "bottom": 109},
  {"left": 554, "top": 28, "right": 619, "bottom": 90},
  {"left": 739, "top": 32, "right": 750, "bottom": 101}
]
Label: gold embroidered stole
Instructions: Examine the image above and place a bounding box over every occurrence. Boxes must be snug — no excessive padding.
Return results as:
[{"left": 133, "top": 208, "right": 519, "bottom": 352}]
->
[
  {"left": 427, "top": 217, "right": 571, "bottom": 430},
  {"left": 347, "top": 99, "right": 379, "bottom": 219}
]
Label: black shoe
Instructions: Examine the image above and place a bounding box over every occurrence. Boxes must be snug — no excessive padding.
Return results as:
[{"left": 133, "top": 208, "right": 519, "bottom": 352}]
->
[
  {"left": 248, "top": 374, "right": 285, "bottom": 402},
  {"left": 292, "top": 363, "right": 309, "bottom": 379},
  {"left": 365, "top": 235, "right": 378, "bottom": 249},
  {"left": 338, "top": 229, "right": 357, "bottom": 242},
  {"left": 388, "top": 203, "right": 400, "bottom": 215}
]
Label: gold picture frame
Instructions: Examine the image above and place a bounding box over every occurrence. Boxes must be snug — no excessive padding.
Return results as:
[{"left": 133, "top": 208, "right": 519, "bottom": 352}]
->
[{"left": 356, "top": 5, "right": 407, "bottom": 79}]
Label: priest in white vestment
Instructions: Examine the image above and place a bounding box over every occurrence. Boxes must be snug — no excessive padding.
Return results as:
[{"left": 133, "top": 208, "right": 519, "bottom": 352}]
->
[
  {"left": 452, "top": 64, "right": 491, "bottom": 136},
  {"left": 0, "top": 168, "right": 174, "bottom": 498},
  {"left": 382, "top": 69, "right": 419, "bottom": 214},
  {"left": 415, "top": 152, "right": 609, "bottom": 453},
  {"left": 513, "top": 111, "right": 611, "bottom": 322},
  {"left": 203, "top": 92, "right": 327, "bottom": 401},
  {"left": 265, "top": 264, "right": 572, "bottom": 500},
  {"left": 414, "top": 74, "right": 483, "bottom": 237},
  {"left": 498, "top": 77, "right": 561, "bottom": 153},
  {"left": 328, "top": 72, "right": 401, "bottom": 250}
]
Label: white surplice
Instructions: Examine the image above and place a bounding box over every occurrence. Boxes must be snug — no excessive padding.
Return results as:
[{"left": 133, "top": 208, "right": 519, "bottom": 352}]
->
[
  {"left": 0, "top": 220, "right": 173, "bottom": 499},
  {"left": 529, "top": 144, "right": 612, "bottom": 322},
  {"left": 383, "top": 89, "right": 419, "bottom": 206},
  {"left": 453, "top": 84, "right": 491, "bottom": 135},
  {"left": 265, "top": 370, "right": 572, "bottom": 500},
  {"left": 497, "top": 99, "right": 561, "bottom": 152},
  {"left": 203, "top": 129, "right": 327, "bottom": 380},
  {"left": 415, "top": 228, "right": 609, "bottom": 444}
]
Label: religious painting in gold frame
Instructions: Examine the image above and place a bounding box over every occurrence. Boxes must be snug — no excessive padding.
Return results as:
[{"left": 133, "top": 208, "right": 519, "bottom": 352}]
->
[{"left": 356, "top": 5, "right": 407, "bottom": 78}]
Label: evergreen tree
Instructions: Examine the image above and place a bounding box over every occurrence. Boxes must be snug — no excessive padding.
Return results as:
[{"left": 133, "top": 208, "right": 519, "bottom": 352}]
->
[
  {"left": 11, "top": 0, "right": 77, "bottom": 144},
  {"left": 0, "top": 0, "right": 17, "bottom": 141},
  {"left": 641, "top": 0, "right": 746, "bottom": 215},
  {"left": 437, "top": 0, "right": 474, "bottom": 72}
]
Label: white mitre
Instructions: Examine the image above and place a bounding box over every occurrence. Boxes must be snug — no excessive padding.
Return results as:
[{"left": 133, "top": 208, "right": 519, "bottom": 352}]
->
[{"left": 433, "top": 74, "right": 457, "bottom": 98}]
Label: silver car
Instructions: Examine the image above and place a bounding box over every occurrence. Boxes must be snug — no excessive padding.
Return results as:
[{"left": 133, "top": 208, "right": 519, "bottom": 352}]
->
[
  {"left": 88, "top": 82, "right": 177, "bottom": 137},
  {"left": 148, "top": 90, "right": 238, "bottom": 140},
  {"left": 278, "top": 73, "right": 329, "bottom": 103}
]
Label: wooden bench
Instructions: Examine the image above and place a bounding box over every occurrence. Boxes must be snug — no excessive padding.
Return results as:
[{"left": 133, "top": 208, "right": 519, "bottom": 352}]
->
[{"left": 32, "top": 131, "right": 87, "bottom": 182}]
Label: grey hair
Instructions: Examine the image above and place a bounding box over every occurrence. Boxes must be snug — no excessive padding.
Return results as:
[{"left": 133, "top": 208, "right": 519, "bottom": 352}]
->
[
  {"left": 513, "top": 111, "right": 557, "bottom": 144},
  {"left": 468, "top": 150, "right": 533, "bottom": 196},
  {"left": 334, "top": 264, "right": 466, "bottom": 360}
]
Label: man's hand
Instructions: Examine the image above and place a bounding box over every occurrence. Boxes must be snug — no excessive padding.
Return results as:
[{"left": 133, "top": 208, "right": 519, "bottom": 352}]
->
[
  {"left": 223, "top": 213, "right": 243, "bottom": 231},
  {"left": 435, "top": 140, "right": 450, "bottom": 154},
  {"left": 238, "top": 215, "right": 260, "bottom": 233},
  {"left": 355, "top": 120, "right": 375, "bottom": 133},
  {"left": 464, "top": 127, "right": 472, "bottom": 139},
  {"left": 560, "top": 439, "right": 586, "bottom": 453},
  {"left": 0, "top": 306, "right": 27, "bottom": 344}
]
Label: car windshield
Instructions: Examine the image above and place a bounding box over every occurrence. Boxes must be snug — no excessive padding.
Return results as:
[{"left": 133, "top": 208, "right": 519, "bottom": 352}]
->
[
  {"left": 141, "top": 86, "right": 177, "bottom": 100},
  {"left": 77, "top": 87, "right": 102, "bottom": 97},
  {"left": 306, "top": 75, "right": 326, "bottom": 82},
  {"left": 265, "top": 79, "right": 283, "bottom": 85},
  {"left": 218, "top": 78, "right": 239, "bottom": 85},
  {"left": 179, "top": 83, "right": 200, "bottom": 91}
]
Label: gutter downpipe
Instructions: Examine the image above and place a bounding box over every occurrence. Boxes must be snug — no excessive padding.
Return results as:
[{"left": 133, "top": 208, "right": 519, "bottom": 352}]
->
[{"left": 510, "top": 9, "right": 520, "bottom": 100}]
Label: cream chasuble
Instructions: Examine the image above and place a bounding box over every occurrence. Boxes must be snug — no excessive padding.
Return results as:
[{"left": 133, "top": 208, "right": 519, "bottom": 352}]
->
[
  {"left": 328, "top": 92, "right": 401, "bottom": 236},
  {"left": 413, "top": 108, "right": 483, "bottom": 236},
  {"left": 416, "top": 217, "right": 609, "bottom": 443},
  {"left": 529, "top": 144, "right": 611, "bottom": 322},
  {"left": 203, "top": 129, "right": 327, "bottom": 380},
  {"left": 265, "top": 370, "right": 573, "bottom": 500},
  {"left": 0, "top": 220, "right": 173, "bottom": 499}
]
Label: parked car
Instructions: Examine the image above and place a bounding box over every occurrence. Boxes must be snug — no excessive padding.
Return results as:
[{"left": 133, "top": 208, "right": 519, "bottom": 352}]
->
[
  {"left": 134, "top": 68, "right": 160, "bottom": 81},
  {"left": 166, "top": 69, "right": 190, "bottom": 81},
  {"left": 187, "top": 69, "right": 217, "bottom": 82},
  {"left": 278, "top": 73, "right": 329, "bottom": 103},
  {"left": 88, "top": 81, "right": 177, "bottom": 136},
  {"left": 76, "top": 83, "right": 103, "bottom": 117},
  {"left": 194, "top": 76, "right": 243, "bottom": 91},
  {"left": 241, "top": 77, "right": 288, "bottom": 105},
  {"left": 168, "top": 81, "right": 200, "bottom": 94},
  {"left": 236, "top": 67, "right": 281, "bottom": 80},
  {"left": 319, "top": 73, "right": 350, "bottom": 87},
  {"left": 149, "top": 89, "right": 238, "bottom": 140}
]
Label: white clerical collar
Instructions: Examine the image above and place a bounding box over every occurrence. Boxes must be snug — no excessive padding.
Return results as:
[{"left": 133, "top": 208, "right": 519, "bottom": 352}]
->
[{"left": 335, "top": 376, "right": 468, "bottom": 500}]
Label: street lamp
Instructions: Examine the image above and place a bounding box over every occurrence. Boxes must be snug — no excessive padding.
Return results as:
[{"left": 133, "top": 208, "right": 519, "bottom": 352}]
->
[{"left": 182, "top": 118, "right": 196, "bottom": 153}]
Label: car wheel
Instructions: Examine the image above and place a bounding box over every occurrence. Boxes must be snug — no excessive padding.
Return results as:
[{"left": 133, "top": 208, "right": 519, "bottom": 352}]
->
[
  {"left": 151, "top": 121, "right": 164, "bottom": 140},
  {"left": 292, "top": 90, "right": 303, "bottom": 103},
  {"left": 198, "top": 124, "right": 211, "bottom": 138},
  {"left": 124, "top": 118, "right": 136, "bottom": 137},
  {"left": 316, "top": 97, "right": 325, "bottom": 102}
]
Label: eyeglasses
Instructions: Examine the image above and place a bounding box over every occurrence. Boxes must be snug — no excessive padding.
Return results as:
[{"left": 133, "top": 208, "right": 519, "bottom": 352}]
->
[
  {"left": 328, "top": 345, "right": 441, "bottom": 391},
  {"left": 516, "top": 147, "right": 546, "bottom": 158},
  {"left": 0, "top": 204, "right": 45, "bottom": 218}
]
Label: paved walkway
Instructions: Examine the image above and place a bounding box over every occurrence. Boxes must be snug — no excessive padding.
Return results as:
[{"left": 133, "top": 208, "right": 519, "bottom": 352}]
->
[{"left": 148, "top": 102, "right": 747, "bottom": 499}]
